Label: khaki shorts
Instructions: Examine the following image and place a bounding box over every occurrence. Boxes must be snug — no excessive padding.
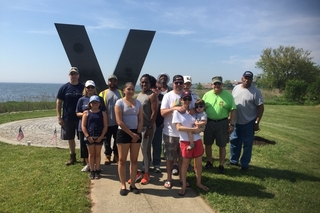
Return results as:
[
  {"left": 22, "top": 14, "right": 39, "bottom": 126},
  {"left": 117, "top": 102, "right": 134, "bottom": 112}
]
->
[{"left": 163, "top": 134, "right": 181, "bottom": 161}]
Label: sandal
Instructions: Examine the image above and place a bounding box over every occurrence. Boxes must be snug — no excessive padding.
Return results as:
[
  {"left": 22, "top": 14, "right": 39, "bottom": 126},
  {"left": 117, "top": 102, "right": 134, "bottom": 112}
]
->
[
  {"left": 196, "top": 184, "right": 209, "bottom": 191},
  {"left": 178, "top": 188, "right": 186, "bottom": 196},
  {"left": 164, "top": 180, "right": 172, "bottom": 189}
]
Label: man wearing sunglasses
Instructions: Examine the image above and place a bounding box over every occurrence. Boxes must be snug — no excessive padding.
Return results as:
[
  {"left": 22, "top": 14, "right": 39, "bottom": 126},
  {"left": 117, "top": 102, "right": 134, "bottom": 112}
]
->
[
  {"left": 160, "top": 75, "right": 196, "bottom": 188},
  {"left": 229, "top": 71, "right": 264, "bottom": 171},
  {"left": 203, "top": 76, "right": 236, "bottom": 174},
  {"left": 56, "top": 67, "right": 85, "bottom": 165}
]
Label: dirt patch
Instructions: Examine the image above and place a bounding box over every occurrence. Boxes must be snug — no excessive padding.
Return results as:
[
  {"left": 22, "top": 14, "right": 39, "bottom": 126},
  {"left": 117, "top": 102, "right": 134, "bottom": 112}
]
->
[{"left": 253, "top": 136, "right": 276, "bottom": 146}]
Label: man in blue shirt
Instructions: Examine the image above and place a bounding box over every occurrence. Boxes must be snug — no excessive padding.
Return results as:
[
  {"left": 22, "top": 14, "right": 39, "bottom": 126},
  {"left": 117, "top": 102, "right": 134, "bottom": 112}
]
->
[{"left": 56, "top": 67, "right": 84, "bottom": 165}]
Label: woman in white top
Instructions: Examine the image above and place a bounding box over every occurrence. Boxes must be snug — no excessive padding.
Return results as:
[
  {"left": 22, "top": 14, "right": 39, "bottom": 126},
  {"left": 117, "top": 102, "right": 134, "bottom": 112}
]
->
[{"left": 172, "top": 91, "right": 209, "bottom": 196}]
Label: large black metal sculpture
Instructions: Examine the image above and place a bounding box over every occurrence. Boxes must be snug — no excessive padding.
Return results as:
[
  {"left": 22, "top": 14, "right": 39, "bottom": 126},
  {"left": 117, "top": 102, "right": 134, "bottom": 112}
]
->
[{"left": 55, "top": 23, "right": 155, "bottom": 92}]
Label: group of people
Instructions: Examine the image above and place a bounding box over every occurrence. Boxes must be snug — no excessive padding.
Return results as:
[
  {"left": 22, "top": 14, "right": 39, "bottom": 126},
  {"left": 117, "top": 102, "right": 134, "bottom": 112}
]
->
[{"left": 56, "top": 67, "right": 264, "bottom": 196}]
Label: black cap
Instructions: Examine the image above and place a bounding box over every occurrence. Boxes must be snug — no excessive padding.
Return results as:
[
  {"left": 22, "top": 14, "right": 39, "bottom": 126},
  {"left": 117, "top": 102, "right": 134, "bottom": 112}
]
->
[
  {"left": 243, "top": 71, "right": 253, "bottom": 78},
  {"left": 173, "top": 75, "right": 184, "bottom": 82}
]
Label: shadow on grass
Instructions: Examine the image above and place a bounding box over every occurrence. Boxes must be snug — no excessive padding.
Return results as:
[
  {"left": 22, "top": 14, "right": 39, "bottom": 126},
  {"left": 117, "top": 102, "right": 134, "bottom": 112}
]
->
[
  {"left": 253, "top": 136, "right": 276, "bottom": 146},
  {"left": 200, "top": 176, "right": 275, "bottom": 199},
  {"left": 229, "top": 165, "right": 320, "bottom": 183}
]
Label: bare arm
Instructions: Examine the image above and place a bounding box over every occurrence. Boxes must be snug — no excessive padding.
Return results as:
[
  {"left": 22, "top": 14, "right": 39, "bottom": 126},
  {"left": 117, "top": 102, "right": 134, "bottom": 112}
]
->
[
  {"left": 96, "top": 111, "right": 108, "bottom": 142},
  {"left": 255, "top": 104, "right": 264, "bottom": 124},
  {"left": 175, "top": 123, "right": 202, "bottom": 134},
  {"left": 81, "top": 111, "right": 94, "bottom": 143},
  {"left": 76, "top": 112, "right": 83, "bottom": 118},
  {"left": 254, "top": 104, "right": 264, "bottom": 131},
  {"left": 137, "top": 105, "right": 143, "bottom": 133},
  {"left": 149, "top": 93, "right": 158, "bottom": 127},
  {"left": 228, "top": 109, "right": 236, "bottom": 134},
  {"left": 56, "top": 98, "right": 64, "bottom": 126}
]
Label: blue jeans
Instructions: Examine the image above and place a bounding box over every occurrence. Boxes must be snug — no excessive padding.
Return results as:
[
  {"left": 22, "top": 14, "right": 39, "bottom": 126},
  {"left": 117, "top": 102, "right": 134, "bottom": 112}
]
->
[
  {"left": 230, "top": 119, "right": 255, "bottom": 167},
  {"left": 152, "top": 125, "right": 163, "bottom": 167}
]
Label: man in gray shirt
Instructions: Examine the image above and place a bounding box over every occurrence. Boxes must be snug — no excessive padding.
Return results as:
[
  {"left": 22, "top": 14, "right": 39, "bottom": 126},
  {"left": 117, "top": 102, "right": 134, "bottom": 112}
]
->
[
  {"left": 99, "top": 75, "right": 123, "bottom": 164},
  {"left": 229, "top": 71, "right": 264, "bottom": 171}
]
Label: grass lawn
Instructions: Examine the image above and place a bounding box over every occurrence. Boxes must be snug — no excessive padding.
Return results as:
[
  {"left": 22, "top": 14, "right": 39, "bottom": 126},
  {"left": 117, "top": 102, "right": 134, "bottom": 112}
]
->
[
  {"left": 0, "top": 110, "right": 91, "bottom": 213},
  {"left": 188, "top": 105, "right": 320, "bottom": 213},
  {"left": 1, "top": 106, "right": 320, "bottom": 213}
]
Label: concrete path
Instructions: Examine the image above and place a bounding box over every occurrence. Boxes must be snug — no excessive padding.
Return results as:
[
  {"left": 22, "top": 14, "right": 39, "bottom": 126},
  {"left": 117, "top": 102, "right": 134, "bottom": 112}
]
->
[{"left": 0, "top": 117, "right": 216, "bottom": 213}]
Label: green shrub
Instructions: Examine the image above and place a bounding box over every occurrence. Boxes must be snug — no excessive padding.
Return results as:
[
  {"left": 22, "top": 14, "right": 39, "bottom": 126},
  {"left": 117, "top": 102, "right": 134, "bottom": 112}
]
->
[{"left": 284, "top": 79, "right": 307, "bottom": 104}]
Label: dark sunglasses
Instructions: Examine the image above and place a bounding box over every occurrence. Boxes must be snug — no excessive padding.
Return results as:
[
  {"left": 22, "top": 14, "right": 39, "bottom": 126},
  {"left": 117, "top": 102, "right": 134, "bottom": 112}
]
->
[
  {"left": 86, "top": 86, "right": 95, "bottom": 89},
  {"left": 183, "top": 97, "right": 192, "bottom": 101},
  {"left": 157, "top": 87, "right": 161, "bottom": 90},
  {"left": 174, "top": 81, "right": 184, "bottom": 85},
  {"left": 70, "top": 72, "right": 79, "bottom": 76},
  {"left": 196, "top": 105, "right": 205, "bottom": 108},
  {"left": 213, "top": 82, "right": 222, "bottom": 86}
]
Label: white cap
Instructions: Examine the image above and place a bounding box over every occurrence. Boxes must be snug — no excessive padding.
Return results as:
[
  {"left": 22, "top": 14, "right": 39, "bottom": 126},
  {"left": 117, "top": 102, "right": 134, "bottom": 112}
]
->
[
  {"left": 85, "top": 80, "right": 96, "bottom": 87},
  {"left": 183, "top": 76, "right": 192, "bottom": 83}
]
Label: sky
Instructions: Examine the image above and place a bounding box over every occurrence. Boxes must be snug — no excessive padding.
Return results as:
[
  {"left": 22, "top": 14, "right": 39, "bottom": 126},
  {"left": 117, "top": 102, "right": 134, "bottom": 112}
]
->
[{"left": 0, "top": 0, "right": 319, "bottom": 84}]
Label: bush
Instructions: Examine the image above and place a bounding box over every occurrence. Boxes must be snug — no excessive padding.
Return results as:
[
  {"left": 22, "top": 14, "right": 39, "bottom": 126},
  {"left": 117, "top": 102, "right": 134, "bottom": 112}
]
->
[
  {"left": 284, "top": 80, "right": 307, "bottom": 104},
  {"left": 305, "top": 78, "right": 320, "bottom": 105}
]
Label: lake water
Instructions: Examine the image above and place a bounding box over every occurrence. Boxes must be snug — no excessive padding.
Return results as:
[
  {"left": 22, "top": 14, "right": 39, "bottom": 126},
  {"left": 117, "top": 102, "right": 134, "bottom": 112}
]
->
[{"left": 0, "top": 82, "right": 142, "bottom": 102}]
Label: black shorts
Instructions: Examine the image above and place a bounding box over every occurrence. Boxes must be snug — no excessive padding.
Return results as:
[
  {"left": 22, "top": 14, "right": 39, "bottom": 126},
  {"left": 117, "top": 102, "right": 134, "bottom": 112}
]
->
[
  {"left": 60, "top": 121, "right": 78, "bottom": 140},
  {"left": 116, "top": 129, "right": 142, "bottom": 144}
]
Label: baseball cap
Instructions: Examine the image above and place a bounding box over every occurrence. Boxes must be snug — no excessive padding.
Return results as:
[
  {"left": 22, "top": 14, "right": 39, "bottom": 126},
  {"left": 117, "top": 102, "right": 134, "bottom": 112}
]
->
[
  {"left": 181, "top": 91, "right": 192, "bottom": 99},
  {"left": 89, "top": 95, "right": 100, "bottom": 103},
  {"left": 243, "top": 71, "right": 253, "bottom": 78},
  {"left": 212, "top": 76, "right": 222, "bottom": 84},
  {"left": 157, "top": 73, "right": 170, "bottom": 83},
  {"left": 108, "top": 74, "right": 118, "bottom": 80},
  {"left": 85, "top": 80, "right": 96, "bottom": 88},
  {"left": 69, "top": 67, "right": 79, "bottom": 74},
  {"left": 183, "top": 76, "right": 192, "bottom": 83},
  {"left": 173, "top": 75, "right": 184, "bottom": 83}
]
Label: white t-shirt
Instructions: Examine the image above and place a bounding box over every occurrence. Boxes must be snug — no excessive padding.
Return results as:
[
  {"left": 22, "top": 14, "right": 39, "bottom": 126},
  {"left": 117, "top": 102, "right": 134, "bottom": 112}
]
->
[
  {"left": 161, "top": 90, "right": 196, "bottom": 137},
  {"left": 172, "top": 110, "right": 201, "bottom": 142}
]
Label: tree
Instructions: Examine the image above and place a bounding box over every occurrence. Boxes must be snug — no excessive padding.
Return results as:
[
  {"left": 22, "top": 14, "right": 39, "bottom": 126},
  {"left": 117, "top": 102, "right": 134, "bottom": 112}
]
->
[
  {"left": 223, "top": 80, "right": 233, "bottom": 90},
  {"left": 196, "top": 83, "right": 203, "bottom": 90},
  {"left": 255, "top": 45, "right": 320, "bottom": 92}
]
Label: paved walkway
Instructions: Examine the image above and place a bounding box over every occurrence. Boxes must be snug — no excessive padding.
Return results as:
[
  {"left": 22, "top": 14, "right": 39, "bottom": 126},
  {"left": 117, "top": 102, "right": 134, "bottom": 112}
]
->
[{"left": 0, "top": 117, "right": 216, "bottom": 213}]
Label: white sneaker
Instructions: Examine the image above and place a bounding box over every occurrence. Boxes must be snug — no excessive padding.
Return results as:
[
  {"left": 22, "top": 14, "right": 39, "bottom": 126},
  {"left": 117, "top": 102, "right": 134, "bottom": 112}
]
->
[{"left": 81, "top": 164, "right": 90, "bottom": 172}]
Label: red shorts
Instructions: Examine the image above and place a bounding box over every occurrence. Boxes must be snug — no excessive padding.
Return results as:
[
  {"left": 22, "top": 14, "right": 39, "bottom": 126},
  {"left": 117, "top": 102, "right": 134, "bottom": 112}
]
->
[{"left": 180, "top": 139, "right": 204, "bottom": 159}]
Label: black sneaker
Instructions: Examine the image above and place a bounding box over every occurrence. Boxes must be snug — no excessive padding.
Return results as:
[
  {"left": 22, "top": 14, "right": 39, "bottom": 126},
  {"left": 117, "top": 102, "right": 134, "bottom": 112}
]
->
[
  {"left": 89, "top": 171, "right": 95, "bottom": 179},
  {"left": 172, "top": 164, "right": 179, "bottom": 176},
  {"left": 218, "top": 165, "right": 225, "bottom": 174},
  {"left": 204, "top": 161, "right": 213, "bottom": 169},
  {"left": 95, "top": 170, "right": 101, "bottom": 179}
]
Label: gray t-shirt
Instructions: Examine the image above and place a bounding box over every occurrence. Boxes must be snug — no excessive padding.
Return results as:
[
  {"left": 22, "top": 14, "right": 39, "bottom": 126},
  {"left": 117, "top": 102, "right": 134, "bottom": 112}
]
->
[
  {"left": 99, "top": 89, "right": 122, "bottom": 126},
  {"left": 232, "top": 84, "right": 264, "bottom": 124},
  {"left": 115, "top": 99, "right": 141, "bottom": 129}
]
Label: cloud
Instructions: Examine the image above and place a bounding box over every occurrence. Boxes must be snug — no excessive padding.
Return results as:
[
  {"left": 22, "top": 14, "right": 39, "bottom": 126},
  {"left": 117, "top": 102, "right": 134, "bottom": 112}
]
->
[{"left": 160, "top": 29, "right": 196, "bottom": 35}]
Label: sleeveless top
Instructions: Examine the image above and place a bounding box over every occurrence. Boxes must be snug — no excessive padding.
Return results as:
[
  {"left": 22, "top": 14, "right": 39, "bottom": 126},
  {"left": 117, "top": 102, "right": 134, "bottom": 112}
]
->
[{"left": 87, "top": 110, "right": 104, "bottom": 138}]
